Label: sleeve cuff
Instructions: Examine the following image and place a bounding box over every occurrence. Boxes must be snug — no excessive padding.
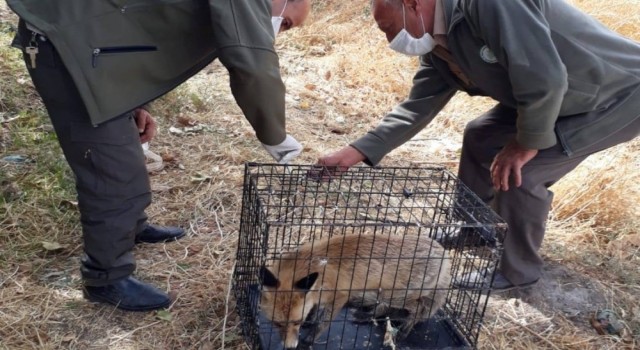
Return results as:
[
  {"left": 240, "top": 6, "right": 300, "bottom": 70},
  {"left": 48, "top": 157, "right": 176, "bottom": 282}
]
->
[
  {"left": 350, "top": 133, "right": 391, "bottom": 167},
  {"left": 516, "top": 130, "right": 557, "bottom": 150}
]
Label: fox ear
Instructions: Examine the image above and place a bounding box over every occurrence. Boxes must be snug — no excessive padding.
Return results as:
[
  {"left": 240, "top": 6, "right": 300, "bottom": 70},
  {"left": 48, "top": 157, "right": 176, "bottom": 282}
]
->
[
  {"left": 260, "top": 266, "right": 280, "bottom": 288},
  {"left": 294, "top": 272, "right": 319, "bottom": 292}
]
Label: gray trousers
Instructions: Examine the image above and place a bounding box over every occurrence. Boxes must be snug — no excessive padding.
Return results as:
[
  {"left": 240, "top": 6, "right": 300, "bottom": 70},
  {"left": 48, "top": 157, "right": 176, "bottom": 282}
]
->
[
  {"left": 459, "top": 103, "right": 640, "bottom": 285},
  {"left": 17, "top": 22, "right": 151, "bottom": 286}
]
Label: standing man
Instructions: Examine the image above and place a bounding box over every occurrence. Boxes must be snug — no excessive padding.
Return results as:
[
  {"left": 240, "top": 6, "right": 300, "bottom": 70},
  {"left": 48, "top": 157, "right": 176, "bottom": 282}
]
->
[
  {"left": 7, "top": 0, "right": 311, "bottom": 311},
  {"left": 319, "top": 0, "right": 640, "bottom": 291}
]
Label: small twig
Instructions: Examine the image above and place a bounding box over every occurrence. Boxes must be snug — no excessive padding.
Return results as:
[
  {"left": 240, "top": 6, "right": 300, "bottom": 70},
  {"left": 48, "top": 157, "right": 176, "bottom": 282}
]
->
[
  {"left": 110, "top": 321, "right": 161, "bottom": 343},
  {"left": 0, "top": 266, "right": 19, "bottom": 288},
  {"left": 409, "top": 160, "right": 459, "bottom": 165},
  {"left": 500, "top": 316, "right": 555, "bottom": 333},
  {"left": 1, "top": 115, "right": 22, "bottom": 124},
  {"left": 221, "top": 261, "right": 236, "bottom": 350},
  {"left": 63, "top": 243, "right": 83, "bottom": 258},
  {"left": 213, "top": 210, "right": 224, "bottom": 239},
  {"left": 564, "top": 336, "right": 602, "bottom": 347},
  {"left": 500, "top": 311, "right": 562, "bottom": 350}
]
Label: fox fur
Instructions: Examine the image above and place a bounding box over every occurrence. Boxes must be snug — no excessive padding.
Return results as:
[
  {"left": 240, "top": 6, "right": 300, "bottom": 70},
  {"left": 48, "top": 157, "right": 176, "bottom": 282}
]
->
[{"left": 260, "top": 233, "right": 451, "bottom": 349}]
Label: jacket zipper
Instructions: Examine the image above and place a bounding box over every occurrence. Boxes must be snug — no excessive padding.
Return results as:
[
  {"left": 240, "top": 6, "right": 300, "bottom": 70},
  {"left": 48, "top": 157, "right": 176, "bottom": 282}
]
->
[{"left": 92, "top": 46, "right": 157, "bottom": 68}]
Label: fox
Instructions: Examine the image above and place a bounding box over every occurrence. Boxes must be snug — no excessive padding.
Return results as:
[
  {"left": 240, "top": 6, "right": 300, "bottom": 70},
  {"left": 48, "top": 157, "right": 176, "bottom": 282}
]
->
[{"left": 259, "top": 233, "right": 451, "bottom": 349}]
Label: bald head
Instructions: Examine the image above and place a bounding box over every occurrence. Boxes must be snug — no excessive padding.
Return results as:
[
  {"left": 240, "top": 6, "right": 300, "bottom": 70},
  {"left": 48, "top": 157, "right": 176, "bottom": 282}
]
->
[
  {"left": 272, "top": 0, "right": 311, "bottom": 33},
  {"left": 372, "top": 0, "right": 437, "bottom": 42}
]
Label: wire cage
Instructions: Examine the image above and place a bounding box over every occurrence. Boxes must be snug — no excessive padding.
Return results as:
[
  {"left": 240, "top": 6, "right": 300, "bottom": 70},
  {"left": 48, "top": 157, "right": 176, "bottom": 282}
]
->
[{"left": 233, "top": 163, "right": 506, "bottom": 350}]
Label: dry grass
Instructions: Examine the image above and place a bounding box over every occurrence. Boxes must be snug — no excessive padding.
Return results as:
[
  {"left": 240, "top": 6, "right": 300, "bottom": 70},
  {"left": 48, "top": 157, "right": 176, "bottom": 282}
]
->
[{"left": 1, "top": 0, "right": 639, "bottom": 349}]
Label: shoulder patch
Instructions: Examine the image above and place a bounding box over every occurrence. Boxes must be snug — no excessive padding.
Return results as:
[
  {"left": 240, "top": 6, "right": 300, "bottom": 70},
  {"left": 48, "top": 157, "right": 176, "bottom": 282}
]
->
[{"left": 480, "top": 45, "right": 498, "bottom": 64}]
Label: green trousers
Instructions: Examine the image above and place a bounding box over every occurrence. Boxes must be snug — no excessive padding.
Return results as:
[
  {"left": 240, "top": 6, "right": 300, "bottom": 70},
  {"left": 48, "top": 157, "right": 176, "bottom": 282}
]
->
[
  {"left": 459, "top": 101, "right": 640, "bottom": 285},
  {"left": 17, "top": 21, "right": 151, "bottom": 286}
]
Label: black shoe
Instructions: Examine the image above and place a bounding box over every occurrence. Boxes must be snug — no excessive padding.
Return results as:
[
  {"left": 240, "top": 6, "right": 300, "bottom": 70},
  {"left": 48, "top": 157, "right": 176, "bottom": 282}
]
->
[
  {"left": 83, "top": 276, "right": 171, "bottom": 311},
  {"left": 454, "top": 271, "right": 538, "bottom": 292},
  {"left": 490, "top": 272, "right": 538, "bottom": 292},
  {"left": 135, "top": 224, "right": 185, "bottom": 244}
]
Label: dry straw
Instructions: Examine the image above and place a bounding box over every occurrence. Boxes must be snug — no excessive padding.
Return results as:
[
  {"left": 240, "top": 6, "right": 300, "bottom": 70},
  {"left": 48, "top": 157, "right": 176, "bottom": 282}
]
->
[{"left": 0, "top": 0, "right": 638, "bottom": 349}]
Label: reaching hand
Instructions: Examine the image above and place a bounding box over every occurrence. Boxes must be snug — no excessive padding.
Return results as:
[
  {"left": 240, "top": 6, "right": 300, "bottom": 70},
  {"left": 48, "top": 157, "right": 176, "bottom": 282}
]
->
[
  {"left": 262, "top": 134, "right": 303, "bottom": 164},
  {"left": 316, "top": 146, "right": 366, "bottom": 177},
  {"left": 134, "top": 108, "right": 157, "bottom": 144},
  {"left": 490, "top": 139, "right": 538, "bottom": 191}
]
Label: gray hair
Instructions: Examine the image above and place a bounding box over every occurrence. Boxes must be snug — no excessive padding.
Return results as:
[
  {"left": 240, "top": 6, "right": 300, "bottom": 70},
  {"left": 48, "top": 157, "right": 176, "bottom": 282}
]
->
[{"left": 377, "top": 0, "right": 403, "bottom": 8}]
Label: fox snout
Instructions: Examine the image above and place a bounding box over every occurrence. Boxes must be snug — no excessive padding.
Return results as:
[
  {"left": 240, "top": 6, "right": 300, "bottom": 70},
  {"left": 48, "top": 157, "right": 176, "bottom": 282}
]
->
[{"left": 282, "top": 325, "right": 301, "bottom": 349}]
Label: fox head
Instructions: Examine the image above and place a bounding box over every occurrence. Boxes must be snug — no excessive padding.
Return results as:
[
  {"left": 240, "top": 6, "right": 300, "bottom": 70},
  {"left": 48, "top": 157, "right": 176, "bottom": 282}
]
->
[{"left": 259, "top": 266, "right": 319, "bottom": 349}]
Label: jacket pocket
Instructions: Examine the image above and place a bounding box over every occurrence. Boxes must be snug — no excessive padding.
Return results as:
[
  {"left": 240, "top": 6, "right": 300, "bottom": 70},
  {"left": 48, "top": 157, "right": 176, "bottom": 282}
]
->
[
  {"left": 560, "top": 77, "right": 600, "bottom": 116},
  {"left": 92, "top": 45, "right": 157, "bottom": 68}
]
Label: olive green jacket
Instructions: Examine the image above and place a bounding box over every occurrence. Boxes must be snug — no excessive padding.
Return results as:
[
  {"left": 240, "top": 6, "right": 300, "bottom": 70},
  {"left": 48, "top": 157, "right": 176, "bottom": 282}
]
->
[
  {"left": 352, "top": 0, "right": 640, "bottom": 164},
  {"left": 7, "top": 0, "right": 287, "bottom": 145}
]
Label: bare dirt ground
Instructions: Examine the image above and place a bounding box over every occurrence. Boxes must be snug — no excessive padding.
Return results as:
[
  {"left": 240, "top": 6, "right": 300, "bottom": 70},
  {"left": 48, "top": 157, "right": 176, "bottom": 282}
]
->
[{"left": 1, "top": 1, "right": 639, "bottom": 349}]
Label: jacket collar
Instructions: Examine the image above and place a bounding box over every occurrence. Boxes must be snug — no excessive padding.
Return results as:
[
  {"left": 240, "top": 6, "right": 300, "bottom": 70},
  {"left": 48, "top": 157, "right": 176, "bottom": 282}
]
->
[{"left": 442, "top": 0, "right": 464, "bottom": 34}]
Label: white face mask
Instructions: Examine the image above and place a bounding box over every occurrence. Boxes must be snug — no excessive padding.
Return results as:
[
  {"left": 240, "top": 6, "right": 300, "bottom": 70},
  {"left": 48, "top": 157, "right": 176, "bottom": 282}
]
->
[
  {"left": 271, "top": 1, "right": 287, "bottom": 37},
  {"left": 388, "top": 4, "right": 436, "bottom": 56}
]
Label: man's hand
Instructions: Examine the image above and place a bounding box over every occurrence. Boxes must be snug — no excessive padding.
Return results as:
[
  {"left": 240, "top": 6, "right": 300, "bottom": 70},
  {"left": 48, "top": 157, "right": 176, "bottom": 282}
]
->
[
  {"left": 490, "top": 139, "right": 538, "bottom": 191},
  {"left": 316, "top": 146, "right": 366, "bottom": 175},
  {"left": 134, "top": 108, "right": 157, "bottom": 144},
  {"left": 262, "top": 134, "right": 303, "bottom": 164}
]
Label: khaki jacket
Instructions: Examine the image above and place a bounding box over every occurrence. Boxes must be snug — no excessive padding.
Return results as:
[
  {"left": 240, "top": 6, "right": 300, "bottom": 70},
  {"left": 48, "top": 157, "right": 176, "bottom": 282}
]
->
[
  {"left": 7, "top": 0, "right": 287, "bottom": 145},
  {"left": 352, "top": 0, "right": 640, "bottom": 164}
]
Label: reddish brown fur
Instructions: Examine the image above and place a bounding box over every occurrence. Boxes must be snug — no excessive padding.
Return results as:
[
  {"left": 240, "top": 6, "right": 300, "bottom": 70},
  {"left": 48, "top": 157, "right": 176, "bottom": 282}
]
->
[{"left": 260, "top": 234, "right": 451, "bottom": 349}]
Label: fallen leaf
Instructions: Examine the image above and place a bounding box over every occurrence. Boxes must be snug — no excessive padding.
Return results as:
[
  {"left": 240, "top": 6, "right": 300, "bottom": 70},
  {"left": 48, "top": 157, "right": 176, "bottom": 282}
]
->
[
  {"left": 187, "top": 246, "right": 202, "bottom": 256},
  {"left": 591, "top": 309, "right": 624, "bottom": 336},
  {"left": 305, "top": 84, "right": 317, "bottom": 91},
  {"left": 330, "top": 128, "right": 347, "bottom": 135},
  {"left": 2, "top": 155, "right": 32, "bottom": 163},
  {"left": 61, "top": 334, "right": 76, "bottom": 342},
  {"left": 155, "top": 310, "right": 172, "bottom": 322},
  {"left": 299, "top": 101, "right": 311, "bottom": 110},
  {"left": 42, "top": 241, "right": 64, "bottom": 251},
  {"left": 151, "top": 184, "right": 173, "bottom": 192},
  {"left": 177, "top": 115, "right": 198, "bottom": 127},
  {"left": 161, "top": 153, "right": 176, "bottom": 162},
  {"left": 59, "top": 199, "right": 78, "bottom": 209},
  {"left": 183, "top": 125, "right": 208, "bottom": 133},
  {"left": 191, "top": 173, "right": 212, "bottom": 183},
  {"left": 169, "top": 126, "right": 184, "bottom": 135}
]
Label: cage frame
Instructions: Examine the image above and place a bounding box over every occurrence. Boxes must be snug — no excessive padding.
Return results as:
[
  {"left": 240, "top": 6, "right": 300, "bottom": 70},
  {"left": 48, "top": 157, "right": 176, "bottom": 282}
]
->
[{"left": 233, "top": 163, "right": 506, "bottom": 350}]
